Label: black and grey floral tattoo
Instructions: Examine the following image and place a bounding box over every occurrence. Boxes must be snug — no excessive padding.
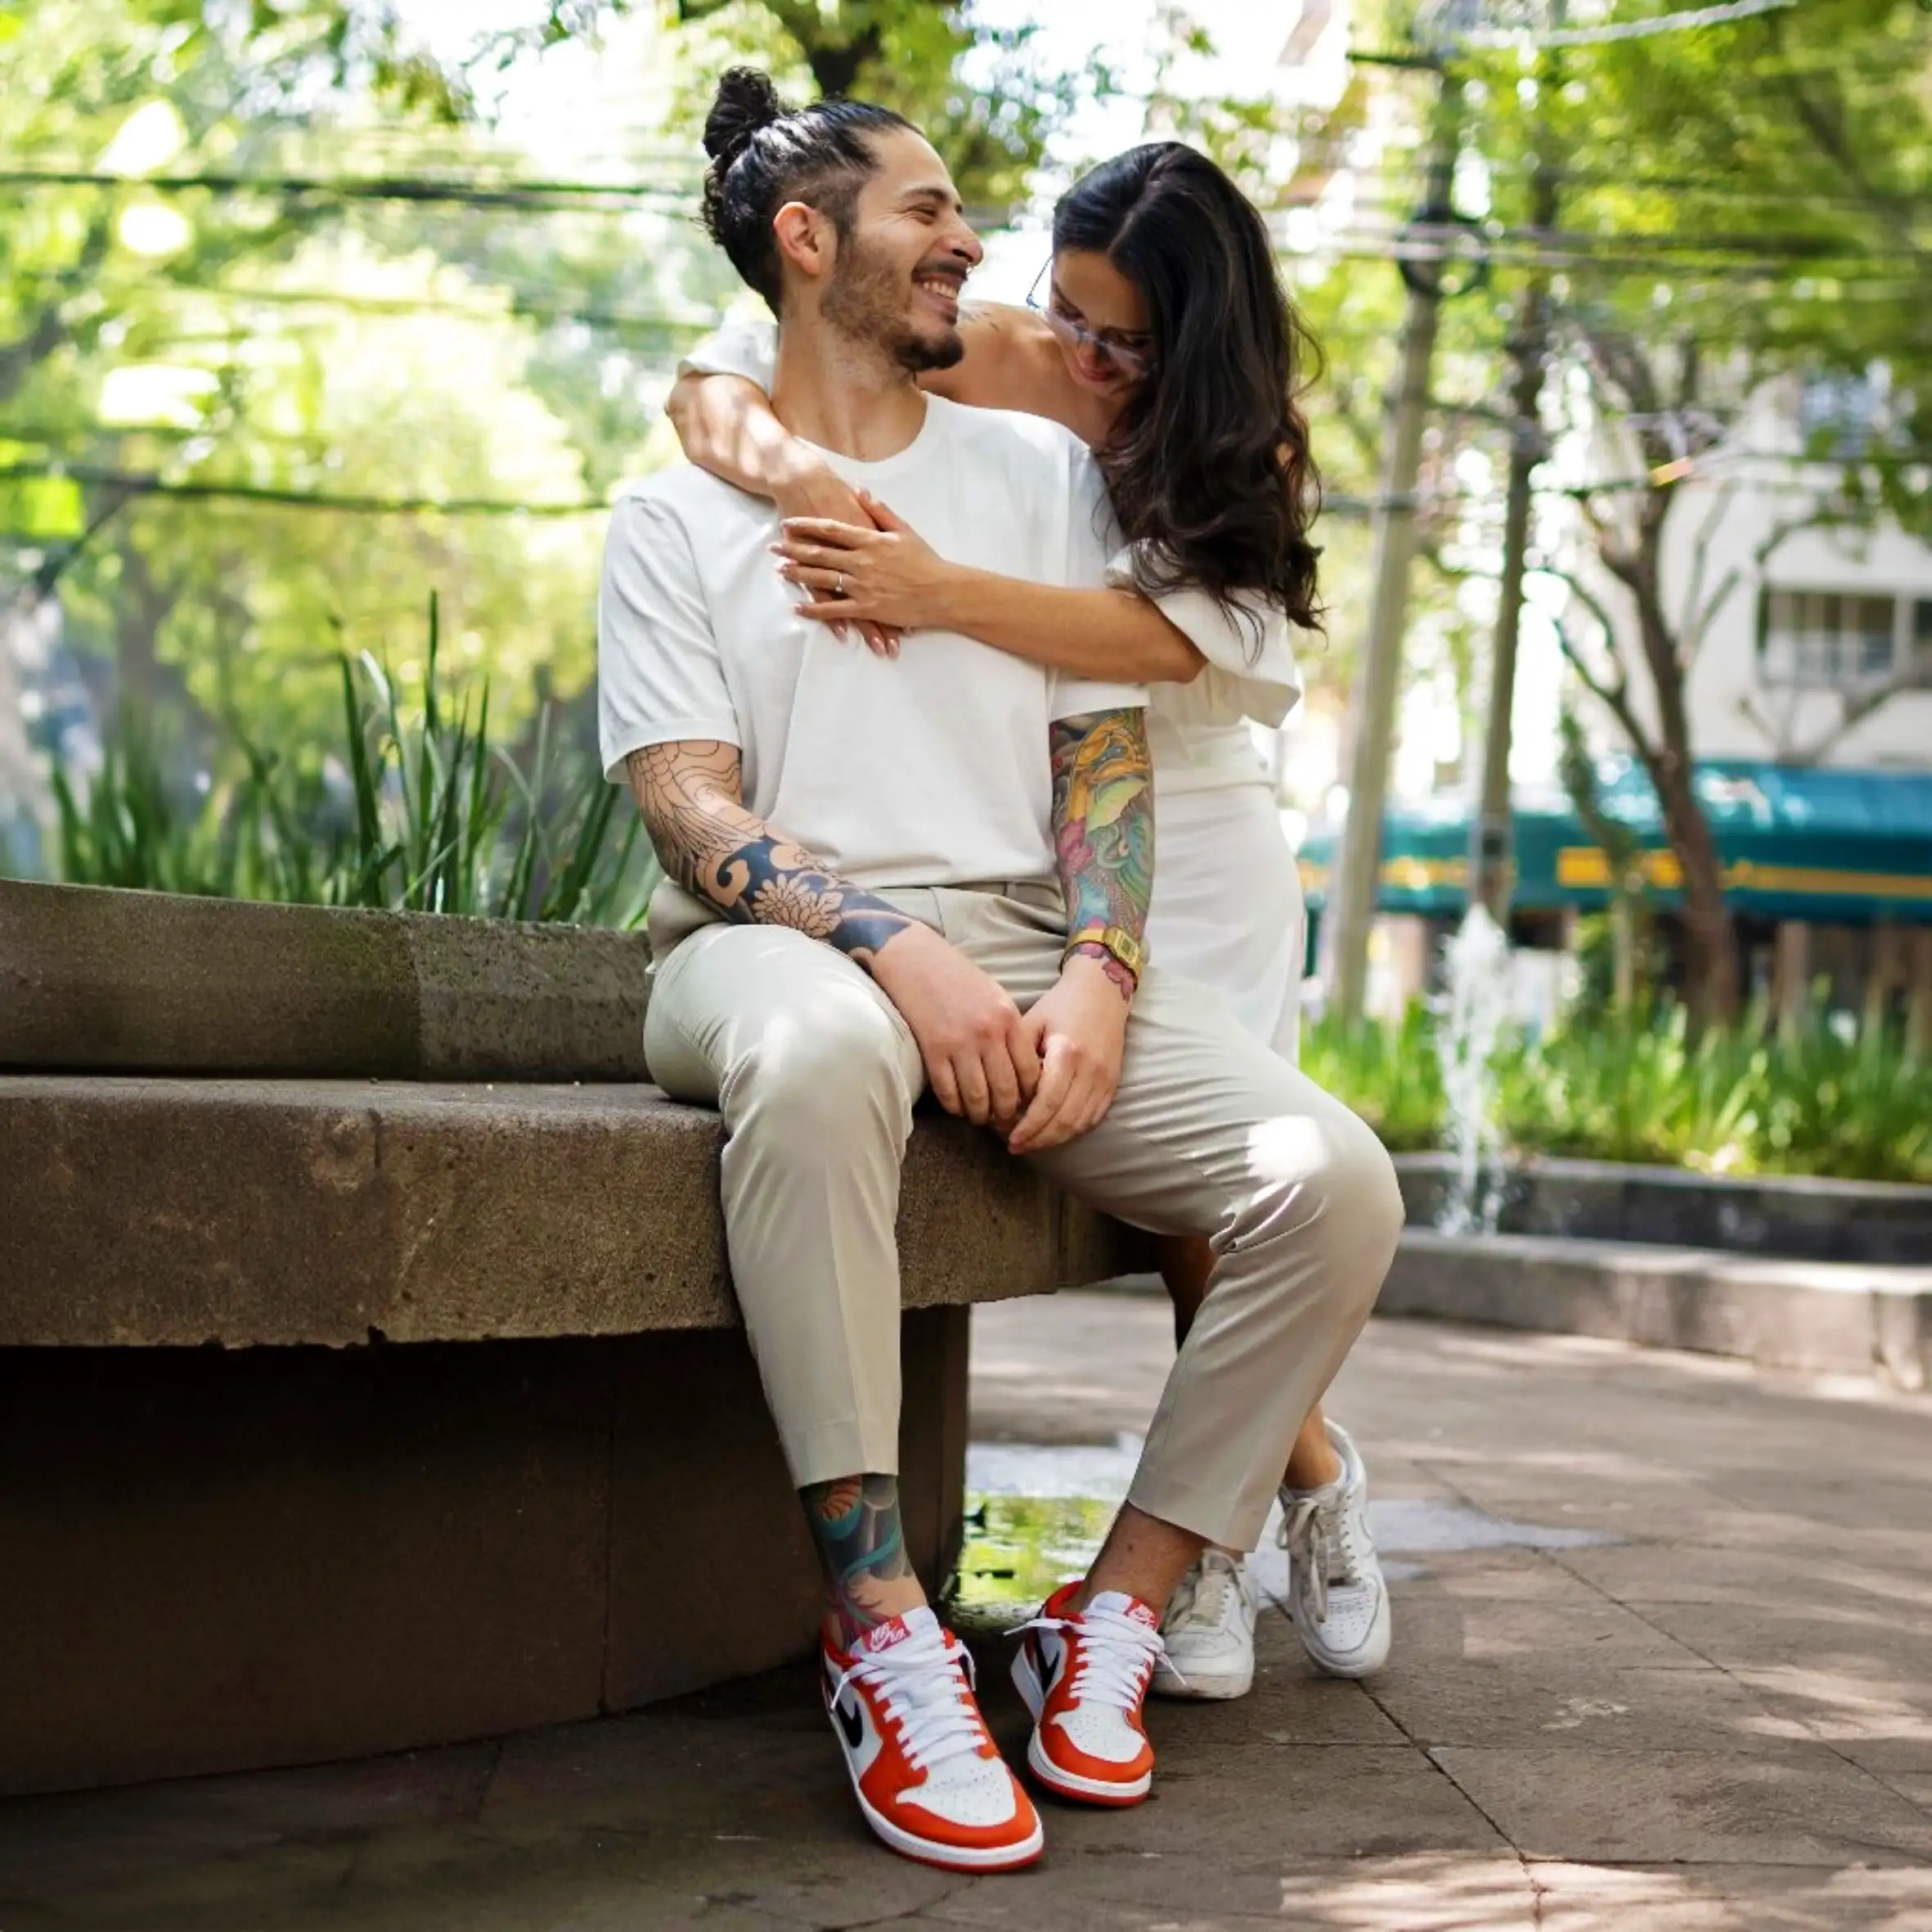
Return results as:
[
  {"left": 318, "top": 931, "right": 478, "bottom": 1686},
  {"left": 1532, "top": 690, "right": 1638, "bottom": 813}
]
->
[{"left": 627, "top": 740, "right": 913, "bottom": 965}]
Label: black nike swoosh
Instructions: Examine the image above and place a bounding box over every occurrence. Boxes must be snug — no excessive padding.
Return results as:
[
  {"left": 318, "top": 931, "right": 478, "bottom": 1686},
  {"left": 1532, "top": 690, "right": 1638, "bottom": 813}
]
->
[
  {"left": 834, "top": 1692, "right": 865, "bottom": 1751},
  {"left": 826, "top": 1673, "right": 865, "bottom": 1752},
  {"left": 1034, "top": 1633, "right": 1065, "bottom": 1696}
]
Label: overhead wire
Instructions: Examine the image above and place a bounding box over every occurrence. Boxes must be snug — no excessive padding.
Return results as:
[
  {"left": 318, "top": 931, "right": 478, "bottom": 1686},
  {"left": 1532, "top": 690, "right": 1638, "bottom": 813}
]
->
[
  {"left": 8, "top": 151, "right": 1923, "bottom": 210},
  {"left": 6, "top": 27, "right": 1921, "bottom": 547},
  {"left": 1442, "top": 0, "right": 1799, "bottom": 49},
  {"left": 10, "top": 166, "right": 1922, "bottom": 284},
  {"left": 0, "top": 461, "right": 609, "bottom": 518},
  {"left": 6, "top": 439, "right": 1922, "bottom": 528}
]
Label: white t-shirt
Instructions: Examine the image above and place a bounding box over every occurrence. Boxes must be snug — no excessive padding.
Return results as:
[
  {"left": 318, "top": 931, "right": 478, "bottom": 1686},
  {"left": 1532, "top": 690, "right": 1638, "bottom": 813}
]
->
[
  {"left": 599, "top": 393, "right": 1144, "bottom": 891},
  {"left": 679, "top": 315, "right": 1301, "bottom": 799}
]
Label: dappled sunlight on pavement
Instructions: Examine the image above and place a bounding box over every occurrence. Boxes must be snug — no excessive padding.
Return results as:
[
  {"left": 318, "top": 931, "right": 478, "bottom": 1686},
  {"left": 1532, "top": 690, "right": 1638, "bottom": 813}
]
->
[
  {"left": 1271, "top": 1851, "right": 1539, "bottom": 1929},
  {"left": 2, "top": 1302, "right": 1929, "bottom": 1930}
]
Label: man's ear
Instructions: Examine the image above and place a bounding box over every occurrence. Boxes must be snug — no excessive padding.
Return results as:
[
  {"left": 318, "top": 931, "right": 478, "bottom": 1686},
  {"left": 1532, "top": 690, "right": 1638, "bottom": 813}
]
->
[{"left": 772, "top": 200, "right": 834, "bottom": 288}]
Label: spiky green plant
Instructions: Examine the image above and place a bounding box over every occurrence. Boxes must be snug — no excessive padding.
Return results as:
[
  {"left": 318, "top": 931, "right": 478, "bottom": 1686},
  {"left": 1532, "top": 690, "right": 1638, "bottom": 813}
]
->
[
  {"left": 1301, "top": 1003, "right": 1446, "bottom": 1153},
  {"left": 33, "top": 595, "right": 655, "bottom": 928}
]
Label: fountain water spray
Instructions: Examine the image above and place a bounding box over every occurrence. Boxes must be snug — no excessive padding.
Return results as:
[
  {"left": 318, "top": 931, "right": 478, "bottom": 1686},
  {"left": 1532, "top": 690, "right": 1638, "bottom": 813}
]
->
[{"left": 1432, "top": 904, "right": 1512, "bottom": 1233}]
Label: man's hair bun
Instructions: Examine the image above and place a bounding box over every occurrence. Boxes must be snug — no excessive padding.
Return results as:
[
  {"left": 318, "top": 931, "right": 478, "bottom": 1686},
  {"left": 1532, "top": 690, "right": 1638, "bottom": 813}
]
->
[
  {"left": 703, "top": 66, "right": 789, "bottom": 171},
  {"left": 696, "top": 70, "right": 915, "bottom": 312}
]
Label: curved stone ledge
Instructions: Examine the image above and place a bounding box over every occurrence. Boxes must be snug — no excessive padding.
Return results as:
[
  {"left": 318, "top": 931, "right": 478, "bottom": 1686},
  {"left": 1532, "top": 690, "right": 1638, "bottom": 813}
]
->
[
  {"left": 0, "top": 890, "right": 1155, "bottom": 1795},
  {"left": 0, "top": 1075, "right": 1143, "bottom": 1349},
  {"left": 1379, "top": 1227, "right": 1932, "bottom": 1390},
  {"left": 1, "top": 881, "right": 649, "bottom": 1081},
  {"left": 1395, "top": 1151, "right": 1932, "bottom": 1266}
]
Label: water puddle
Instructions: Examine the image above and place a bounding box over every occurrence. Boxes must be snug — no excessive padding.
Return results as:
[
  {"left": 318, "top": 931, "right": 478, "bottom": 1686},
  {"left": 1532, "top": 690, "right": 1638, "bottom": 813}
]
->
[
  {"left": 954, "top": 1494, "right": 1119, "bottom": 1635},
  {"left": 954, "top": 1438, "right": 1620, "bottom": 1630},
  {"left": 968, "top": 1436, "right": 1139, "bottom": 1503}
]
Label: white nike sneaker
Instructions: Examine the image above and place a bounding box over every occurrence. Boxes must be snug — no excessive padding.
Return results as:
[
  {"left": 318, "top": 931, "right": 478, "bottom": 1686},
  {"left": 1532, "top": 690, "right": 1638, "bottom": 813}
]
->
[
  {"left": 1150, "top": 1549, "right": 1256, "bottom": 1701},
  {"left": 1280, "top": 1419, "right": 1391, "bottom": 1678}
]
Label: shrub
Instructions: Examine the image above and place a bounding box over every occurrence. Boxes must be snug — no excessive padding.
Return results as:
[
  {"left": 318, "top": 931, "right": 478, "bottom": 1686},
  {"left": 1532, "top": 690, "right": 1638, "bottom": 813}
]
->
[
  {"left": 1303, "top": 1000, "right": 1932, "bottom": 1186},
  {"left": 1301, "top": 1004, "right": 1445, "bottom": 1153}
]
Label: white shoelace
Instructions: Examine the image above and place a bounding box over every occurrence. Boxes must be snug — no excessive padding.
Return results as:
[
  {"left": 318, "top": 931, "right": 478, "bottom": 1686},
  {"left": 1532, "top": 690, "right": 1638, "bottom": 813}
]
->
[
  {"left": 1170, "top": 1551, "right": 1241, "bottom": 1630},
  {"left": 830, "top": 1625, "right": 986, "bottom": 1775},
  {"left": 1019, "top": 1599, "right": 1167, "bottom": 1710},
  {"left": 1282, "top": 1486, "right": 1374, "bottom": 1624}
]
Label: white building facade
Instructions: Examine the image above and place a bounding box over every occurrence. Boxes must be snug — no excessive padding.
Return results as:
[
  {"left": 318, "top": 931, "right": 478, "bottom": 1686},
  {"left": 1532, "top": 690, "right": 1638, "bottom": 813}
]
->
[{"left": 1579, "top": 373, "right": 1932, "bottom": 774}]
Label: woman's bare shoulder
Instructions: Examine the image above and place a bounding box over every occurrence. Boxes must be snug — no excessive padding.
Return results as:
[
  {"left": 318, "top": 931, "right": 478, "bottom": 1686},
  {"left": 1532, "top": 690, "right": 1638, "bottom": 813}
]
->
[{"left": 920, "top": 303, "right": 1082, "bottom": 425}]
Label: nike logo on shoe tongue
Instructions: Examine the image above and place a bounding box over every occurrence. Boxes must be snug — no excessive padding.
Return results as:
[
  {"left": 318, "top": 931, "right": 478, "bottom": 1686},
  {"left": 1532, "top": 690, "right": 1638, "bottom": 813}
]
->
[
  {"left": 864, "top": 1606, "right": 937, "bottom": 1655},
  {"left": 1085, "top": 1589, "right": 1161, "bottom": 1630}
]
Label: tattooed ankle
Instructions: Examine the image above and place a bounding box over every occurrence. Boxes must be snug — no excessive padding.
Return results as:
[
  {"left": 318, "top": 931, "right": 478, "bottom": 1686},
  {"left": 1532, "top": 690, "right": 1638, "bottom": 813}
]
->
[{"left": 802, "top": 1472, "right": 917, "bottom": 1643}]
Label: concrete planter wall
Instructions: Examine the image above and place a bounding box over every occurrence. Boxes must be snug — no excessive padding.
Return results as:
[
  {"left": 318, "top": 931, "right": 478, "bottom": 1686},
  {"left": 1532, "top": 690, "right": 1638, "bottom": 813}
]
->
[
  {"left": 0, "top": 881, "right": 1139, "bottom": 1795},
  {"left": 1384, "top": 1152, "right": 1931, "bottom": 1390}
]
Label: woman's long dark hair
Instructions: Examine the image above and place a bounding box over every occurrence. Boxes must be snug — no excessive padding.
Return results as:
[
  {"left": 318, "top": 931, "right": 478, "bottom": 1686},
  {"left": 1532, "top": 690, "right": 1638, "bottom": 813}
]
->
[{"left": 1054, "top": 143, "right": 1323, "bottom": 645}]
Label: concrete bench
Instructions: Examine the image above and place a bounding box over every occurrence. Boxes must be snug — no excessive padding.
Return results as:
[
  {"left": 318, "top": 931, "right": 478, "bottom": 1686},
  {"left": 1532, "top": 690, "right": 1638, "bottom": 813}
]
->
[{"left": 0, "top": 883, "right": 1141, "bottom": 1796}]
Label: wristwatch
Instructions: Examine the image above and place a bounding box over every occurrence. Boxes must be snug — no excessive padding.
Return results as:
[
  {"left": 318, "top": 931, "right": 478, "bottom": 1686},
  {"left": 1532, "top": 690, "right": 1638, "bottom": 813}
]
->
[{"left": 1063, "top": 923, "right": 1146, "bottom": 983}]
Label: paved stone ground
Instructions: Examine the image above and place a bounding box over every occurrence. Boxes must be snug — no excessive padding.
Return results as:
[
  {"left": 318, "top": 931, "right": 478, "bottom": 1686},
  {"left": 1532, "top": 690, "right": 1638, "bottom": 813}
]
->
[{"left": 5, "top": 1301, "right": 1932, "bottom": 1930}]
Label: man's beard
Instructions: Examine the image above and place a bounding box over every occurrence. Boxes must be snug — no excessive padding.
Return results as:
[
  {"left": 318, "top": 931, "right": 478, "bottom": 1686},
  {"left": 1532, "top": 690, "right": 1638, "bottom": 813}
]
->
[{"left": 822, "top": 234, "right": 965, "bottom": 374}]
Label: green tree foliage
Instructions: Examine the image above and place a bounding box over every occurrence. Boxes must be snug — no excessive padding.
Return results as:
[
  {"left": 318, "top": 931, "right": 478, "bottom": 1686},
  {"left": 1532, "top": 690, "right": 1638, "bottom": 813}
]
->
[
  {"left": 663, "top": 1, "right": 1108, "bottom": 209},
  {"left": 1445, "top": 1, "right": 1932, "bottom": 1019},
  {"left": 2, "top": 0, "right": 456, "bottom": 507},
  {"left": 1476, "top": 0, "right": 1931, "bottom": 411},
  {"left": 57, "top": 236, "right": 604, "bottom": 749},
  {"left": 1, "top": 1, "right": 685, "bottom": 840}
]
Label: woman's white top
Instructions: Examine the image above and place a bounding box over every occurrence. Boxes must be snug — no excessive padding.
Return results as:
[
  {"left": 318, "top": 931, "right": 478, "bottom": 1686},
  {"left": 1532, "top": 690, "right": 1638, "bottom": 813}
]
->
[{"left": 679, "top": 317, "right": 1301, "bottom": 797}]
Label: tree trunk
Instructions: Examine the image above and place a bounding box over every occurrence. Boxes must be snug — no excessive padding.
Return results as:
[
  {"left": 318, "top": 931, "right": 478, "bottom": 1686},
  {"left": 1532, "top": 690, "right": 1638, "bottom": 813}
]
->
[
  {"left": 1867, "top": 920, "right": 1907, "bottom": 1038},
  {"left": 0, "top": 594, "right": 52, "bottom": 847},
  {"left": 805, "top": 30, "right": 882, "bottom": 99},
  {"left": 1645, "top": 742, "right": 1738, "bottom": 1024},
  {"left": 1907, "top": 928, "right": 1932, "bottom": 1061},
  {"left": 1772, "top": 920, "right": 1812, "bottom": 1040},
  {"left": 1620, "top": 511, "right": 1741, "bottom": 1026},
  {"left": 1611, "top": 897, "right": 1634, "bottom": 1010}
]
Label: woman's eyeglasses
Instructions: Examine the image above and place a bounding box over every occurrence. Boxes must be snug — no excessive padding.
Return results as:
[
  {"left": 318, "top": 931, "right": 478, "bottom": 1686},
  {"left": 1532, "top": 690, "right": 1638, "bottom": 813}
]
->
[{"left": 1027, "top": 263, "right": 1154, "bottom": 380}]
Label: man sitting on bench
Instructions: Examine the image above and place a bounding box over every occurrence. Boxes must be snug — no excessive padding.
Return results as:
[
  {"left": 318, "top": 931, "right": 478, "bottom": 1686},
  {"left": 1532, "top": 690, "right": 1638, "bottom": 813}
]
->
[{"left": 599, "top": 66, "right": 1403, "bottom": 1873}]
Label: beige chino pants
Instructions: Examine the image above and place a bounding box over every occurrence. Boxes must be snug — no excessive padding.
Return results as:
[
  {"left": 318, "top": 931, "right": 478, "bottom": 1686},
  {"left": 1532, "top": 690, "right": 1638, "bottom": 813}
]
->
[{"left": 643, "top": 879, "right": 1404, "bottom": 1552}]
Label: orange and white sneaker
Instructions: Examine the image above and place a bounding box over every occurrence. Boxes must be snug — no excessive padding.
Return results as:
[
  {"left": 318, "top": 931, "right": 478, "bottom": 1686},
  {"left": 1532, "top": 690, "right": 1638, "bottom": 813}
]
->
[
  {"left": 1011, "top": 1583, "right": 1165, "bottom": 1807},
  {"left": 821, "top": 1607, "right": 1043, "bottom": 1872}
]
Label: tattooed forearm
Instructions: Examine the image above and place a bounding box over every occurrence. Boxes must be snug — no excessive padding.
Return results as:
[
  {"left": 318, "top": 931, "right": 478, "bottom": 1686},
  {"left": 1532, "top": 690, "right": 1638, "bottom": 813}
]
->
[
  {"left": 1049, "top": 708, "right": 1153, "bottom": 1000},
  {"left": 627, "top": 740, "right": 912, "bottom": 964},
  {"left": 802, "top": 1473, "right": 913, "bottom": 1643}
]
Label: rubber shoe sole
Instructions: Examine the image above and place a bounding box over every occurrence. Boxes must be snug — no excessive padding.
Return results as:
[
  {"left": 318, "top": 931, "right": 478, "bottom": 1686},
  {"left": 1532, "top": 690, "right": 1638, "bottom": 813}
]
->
[
  {"left": 823, "top": 1701, "right": 1043, "bottom": 1872},
  {"left": 1149, "top": 1655, "right": 1253, "bottom": 1701},
  {"left": 1009, "top": 1646, "right": 1153, "bottom": 1807}
]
